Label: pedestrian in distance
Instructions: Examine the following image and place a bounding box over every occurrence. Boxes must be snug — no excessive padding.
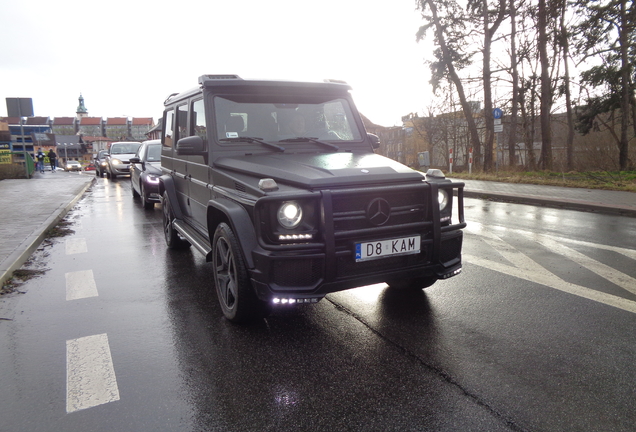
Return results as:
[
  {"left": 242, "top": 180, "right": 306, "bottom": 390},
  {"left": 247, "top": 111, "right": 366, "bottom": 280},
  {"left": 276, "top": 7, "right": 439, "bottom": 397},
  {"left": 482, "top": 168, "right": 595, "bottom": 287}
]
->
[
  {"left": 47, "top": 149, "right": 57, "bottom": 172},
  {"left": 35, "top": 148, "right": 45, "bottom": 173}
]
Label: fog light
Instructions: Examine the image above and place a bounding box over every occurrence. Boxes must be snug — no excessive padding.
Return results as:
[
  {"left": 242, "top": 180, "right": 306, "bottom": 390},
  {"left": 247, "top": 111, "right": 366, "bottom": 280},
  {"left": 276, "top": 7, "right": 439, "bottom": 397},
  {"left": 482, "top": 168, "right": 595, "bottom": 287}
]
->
[
  {"left": 272, "top": 297, "right": 322, "bottom": 305},
  {"left": 440, "top": 268, "right": 462, "bottom": 279},
  {"left": 278, "top": 233, "right": 313, "bottom": 241}
]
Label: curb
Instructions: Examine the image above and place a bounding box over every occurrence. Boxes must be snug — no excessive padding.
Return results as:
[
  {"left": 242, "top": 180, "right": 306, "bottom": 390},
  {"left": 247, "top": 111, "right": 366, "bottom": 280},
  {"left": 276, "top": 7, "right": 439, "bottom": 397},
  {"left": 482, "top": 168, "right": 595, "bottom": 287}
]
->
[{"left": 462, "top": 190, "right": 636, "bottom": 218}]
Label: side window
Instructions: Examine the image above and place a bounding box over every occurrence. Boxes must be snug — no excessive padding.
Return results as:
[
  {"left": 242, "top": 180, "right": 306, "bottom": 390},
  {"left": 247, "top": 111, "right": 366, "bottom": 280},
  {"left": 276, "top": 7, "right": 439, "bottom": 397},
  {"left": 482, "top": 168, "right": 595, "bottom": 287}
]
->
[
  {"left": 192, "top": 99, "right": 207, "bottom": 141},
  {"left": 163, "top": 109, "right": 174, "bottom": 148},
  {"left": 177, "top": 104, "right": 189, "bottom": 139}
]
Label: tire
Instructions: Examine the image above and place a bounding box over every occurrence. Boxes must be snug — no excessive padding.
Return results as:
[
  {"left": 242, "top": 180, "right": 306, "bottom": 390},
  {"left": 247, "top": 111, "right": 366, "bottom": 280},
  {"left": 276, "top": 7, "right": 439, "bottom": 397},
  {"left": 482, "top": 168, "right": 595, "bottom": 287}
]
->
[
  {"left": 387, "top": 276, "right": 437, "bottom": 290},
  {"left": 162, "top": 192, "right": 187, "bottom": 249},
  {"left": 132, "top": 180, "right": 140, "bottom": 198},
  {"left": 212, "top": 223, "right": 271, "bottom": 323},
  {"left": 142, "top": 184, "right": 154, "bottom": 210}
]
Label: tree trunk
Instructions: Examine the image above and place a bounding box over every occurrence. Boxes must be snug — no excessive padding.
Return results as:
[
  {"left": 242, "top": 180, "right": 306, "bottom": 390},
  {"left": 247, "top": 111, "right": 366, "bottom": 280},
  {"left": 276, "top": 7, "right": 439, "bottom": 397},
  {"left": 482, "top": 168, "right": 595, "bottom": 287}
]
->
[
  {"left": 425, "top": 0, "right": 483, "bottom": 167},
  {"left": 618, "top": 0, "right": 630, "bottom": 170},
  {"left": 507, "top": 0, "right": 519, "bottom": 168},
  {"left": 538, "top": 0, "right": 553, "bottom": 170},
  {"left": 560, "top": 0, "right": 575, "bottom": 171}
]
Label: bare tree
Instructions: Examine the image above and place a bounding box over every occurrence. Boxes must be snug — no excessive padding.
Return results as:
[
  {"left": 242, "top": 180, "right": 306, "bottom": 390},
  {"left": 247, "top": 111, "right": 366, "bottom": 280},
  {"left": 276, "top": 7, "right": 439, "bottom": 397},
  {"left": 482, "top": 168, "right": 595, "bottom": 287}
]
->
[
  {"left": 468, "top": 0, "right": 508, "bottom": 171},
  {"left": 507, "top": 0, "right": 521, "bottom": 168},
  {"left": 417, "top": 0, "right": 484, "bottom": 168}
]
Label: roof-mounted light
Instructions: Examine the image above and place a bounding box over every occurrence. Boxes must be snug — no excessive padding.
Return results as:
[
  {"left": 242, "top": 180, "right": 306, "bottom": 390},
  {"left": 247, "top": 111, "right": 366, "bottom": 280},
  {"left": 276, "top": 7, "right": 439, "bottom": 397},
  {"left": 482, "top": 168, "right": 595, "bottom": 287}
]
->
[
  {"left": 259, "top": 178, "right": 278, "bottom": 191},
  {"left": 426, "top": 169, "right": 446, "bottom": 180},
  {"left": 198, "top": 75, "right": 242, "bottom": 85}
]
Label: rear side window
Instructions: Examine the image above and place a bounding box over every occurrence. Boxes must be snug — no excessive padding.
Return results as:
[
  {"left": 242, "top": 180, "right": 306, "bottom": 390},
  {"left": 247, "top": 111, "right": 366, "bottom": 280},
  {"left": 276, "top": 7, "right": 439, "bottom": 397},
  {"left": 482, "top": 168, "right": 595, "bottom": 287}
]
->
[
  {"left": 192, "top": 99, "right": 207, "bottom": 143},
  {"left": 177, "top": 105, "right": 188, "bottom": 139},
  {"left": 163, "top": 109, "right": 174, "bottom": 148}
]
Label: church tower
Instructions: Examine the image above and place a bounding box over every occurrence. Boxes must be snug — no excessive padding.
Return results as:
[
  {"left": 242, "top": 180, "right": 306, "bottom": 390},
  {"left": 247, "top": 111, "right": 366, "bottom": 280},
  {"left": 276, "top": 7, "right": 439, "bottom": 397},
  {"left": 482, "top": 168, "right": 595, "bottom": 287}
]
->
[{"left": 76, "top": 93, "right": 88, "bottom": 119}]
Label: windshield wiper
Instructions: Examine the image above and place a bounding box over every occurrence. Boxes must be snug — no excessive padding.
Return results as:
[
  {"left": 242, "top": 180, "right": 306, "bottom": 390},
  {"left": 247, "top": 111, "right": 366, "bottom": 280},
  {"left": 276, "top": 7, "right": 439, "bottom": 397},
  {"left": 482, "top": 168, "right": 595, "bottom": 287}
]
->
[
  {"left": 219, "top": 137, "right": 285, "bottom": 152},
  {"left": 278, "top": 137, "right": 339, "bottom": 151}
]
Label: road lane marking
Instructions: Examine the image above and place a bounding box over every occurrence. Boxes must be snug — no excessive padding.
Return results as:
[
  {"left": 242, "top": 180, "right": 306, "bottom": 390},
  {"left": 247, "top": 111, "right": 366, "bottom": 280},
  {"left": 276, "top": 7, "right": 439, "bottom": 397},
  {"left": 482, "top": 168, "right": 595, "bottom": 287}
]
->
[
  {"left": 516, "top": 232, "right": 636, "bottom": 296},
  {"left": 66, "top": 334, "right": 120, "bottom": 413},
  {"left": 65, "top": 238, "right": 87, "bottom": 255},
  {"left": 465, "top": 253, "right": 636, "bottom": 314},
  {"left": 464, "top": 222, "right": 636, "bottom": 314},
  {"left": 66, "top": 270, "right": 98, "bottom": 300}
]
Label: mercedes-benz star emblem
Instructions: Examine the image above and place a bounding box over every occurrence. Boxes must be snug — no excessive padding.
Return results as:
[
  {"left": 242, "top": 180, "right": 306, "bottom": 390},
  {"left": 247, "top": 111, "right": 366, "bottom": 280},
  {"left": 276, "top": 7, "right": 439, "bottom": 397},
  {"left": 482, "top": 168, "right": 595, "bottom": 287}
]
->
[{"left": 366, "top": 198, "right": 391, "bottom": 226}]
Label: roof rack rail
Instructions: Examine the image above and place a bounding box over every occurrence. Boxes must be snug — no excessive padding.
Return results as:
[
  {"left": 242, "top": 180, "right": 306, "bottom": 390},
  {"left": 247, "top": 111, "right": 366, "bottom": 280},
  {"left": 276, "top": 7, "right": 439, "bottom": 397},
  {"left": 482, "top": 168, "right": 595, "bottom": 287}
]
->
[
  {"left": 323, "top": 79, "right": 348, "bottom": 84},
  {"left": 164, "top": 93, "right": 179, "bottom": 104},
  {"left": 198, "top": 74, "right": 242, "bottom": 85}
]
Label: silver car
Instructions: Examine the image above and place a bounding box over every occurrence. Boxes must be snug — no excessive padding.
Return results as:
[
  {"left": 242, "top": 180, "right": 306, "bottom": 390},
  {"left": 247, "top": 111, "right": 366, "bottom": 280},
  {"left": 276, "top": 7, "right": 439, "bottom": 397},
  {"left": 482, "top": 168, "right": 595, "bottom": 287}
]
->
[{"left": 105, "top": 142, "right": 142, "bottom": 179}]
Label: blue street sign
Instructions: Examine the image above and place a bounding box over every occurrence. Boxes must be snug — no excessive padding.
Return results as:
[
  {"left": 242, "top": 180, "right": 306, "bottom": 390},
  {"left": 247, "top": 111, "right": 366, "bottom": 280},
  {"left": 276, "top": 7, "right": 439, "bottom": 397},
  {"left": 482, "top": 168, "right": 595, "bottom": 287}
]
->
[{"left": 493, "top": 108, "right": 503, "bottom": 119}]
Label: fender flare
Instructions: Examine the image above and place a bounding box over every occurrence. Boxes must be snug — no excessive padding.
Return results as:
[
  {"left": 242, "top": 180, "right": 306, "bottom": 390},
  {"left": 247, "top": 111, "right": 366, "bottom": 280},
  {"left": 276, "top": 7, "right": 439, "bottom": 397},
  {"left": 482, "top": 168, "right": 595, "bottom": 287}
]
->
[
  {"left": 159, "top": 175, "right": 185, "bottom": 220},
  {"left": 207, "top": 198, "right": 258, "bottom": 268}
]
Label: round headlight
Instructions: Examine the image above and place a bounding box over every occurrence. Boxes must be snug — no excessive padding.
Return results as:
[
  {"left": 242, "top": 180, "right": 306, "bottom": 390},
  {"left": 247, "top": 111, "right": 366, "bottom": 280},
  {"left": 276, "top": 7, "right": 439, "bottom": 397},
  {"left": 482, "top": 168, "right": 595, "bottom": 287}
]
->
[
  {"left": 438, "top": 189, "right": 450, "bottom": 211},
  {"left": 278, "top": 201, "right": 303, "bottom": 229}
]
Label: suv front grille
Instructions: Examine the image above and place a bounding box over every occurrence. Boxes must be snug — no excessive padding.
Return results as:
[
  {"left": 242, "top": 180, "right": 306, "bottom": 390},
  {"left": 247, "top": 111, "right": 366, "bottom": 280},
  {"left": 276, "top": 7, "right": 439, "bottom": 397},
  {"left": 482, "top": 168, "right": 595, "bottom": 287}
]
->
[{"left": 328, "top": 183, "right": 430, "bottom": 240}]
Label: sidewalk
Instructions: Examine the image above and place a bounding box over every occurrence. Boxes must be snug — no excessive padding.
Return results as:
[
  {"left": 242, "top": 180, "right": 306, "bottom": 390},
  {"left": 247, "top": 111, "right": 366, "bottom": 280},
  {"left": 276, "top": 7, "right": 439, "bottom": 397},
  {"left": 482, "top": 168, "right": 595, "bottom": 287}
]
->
[
  {"left": 0, "top": 173, "right": 634, "bottom": 286},
  {"left": 0, "top": 171, "right": 94, "bottom": 286},
  {"left": 455, "top": 179, "right": 636, "bottom": 217}
]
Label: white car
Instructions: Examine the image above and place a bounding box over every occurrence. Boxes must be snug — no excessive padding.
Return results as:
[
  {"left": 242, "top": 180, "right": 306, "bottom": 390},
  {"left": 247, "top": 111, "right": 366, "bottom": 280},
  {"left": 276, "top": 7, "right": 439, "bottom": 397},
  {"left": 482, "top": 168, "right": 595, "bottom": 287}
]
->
[{"left": 64, "top": 161, "right": 82, "bottom": 171}]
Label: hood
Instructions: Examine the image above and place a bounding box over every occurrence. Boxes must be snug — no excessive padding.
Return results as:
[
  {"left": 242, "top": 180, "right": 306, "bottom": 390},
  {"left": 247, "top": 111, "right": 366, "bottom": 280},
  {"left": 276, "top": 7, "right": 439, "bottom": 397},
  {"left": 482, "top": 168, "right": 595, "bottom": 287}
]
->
[
  {"left": 110, "top": 153, "right": 137, "bottom": 160},
  {"left": 145, "top": 162, "right": 162, "bottom": 176},
  {"left": 214, "top": 152, "right": 424, "bottom": 189}
]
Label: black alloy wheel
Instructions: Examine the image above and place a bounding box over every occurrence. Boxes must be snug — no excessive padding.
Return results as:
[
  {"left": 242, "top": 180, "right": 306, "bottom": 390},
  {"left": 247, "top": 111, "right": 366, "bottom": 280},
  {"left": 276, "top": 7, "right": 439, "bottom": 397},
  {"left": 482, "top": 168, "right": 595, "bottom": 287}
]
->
[
  {"left": 212, "top": 223, "right": 270, "bottom": 323},
  {"left": 132, "top": 179, "right": 140, "bottom": 198},
  {"left": 142, "top": 183, "right": 154, "bottom": 210},
  {"left": 162, "top": 192, "right": 186, "bottom": 249}
]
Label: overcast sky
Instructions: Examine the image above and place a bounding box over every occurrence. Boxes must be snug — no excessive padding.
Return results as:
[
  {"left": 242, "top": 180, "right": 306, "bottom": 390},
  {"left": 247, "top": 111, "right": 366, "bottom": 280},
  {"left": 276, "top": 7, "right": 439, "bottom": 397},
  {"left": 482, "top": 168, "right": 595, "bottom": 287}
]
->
[{"left": 0, "top": 0, "right": 434, "bottom": 127}]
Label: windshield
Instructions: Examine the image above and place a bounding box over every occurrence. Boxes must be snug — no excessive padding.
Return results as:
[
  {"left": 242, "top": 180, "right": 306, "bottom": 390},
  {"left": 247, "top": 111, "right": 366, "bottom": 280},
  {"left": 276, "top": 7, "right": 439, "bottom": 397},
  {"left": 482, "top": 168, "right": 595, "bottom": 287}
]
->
[
  {"left": 110, "top": 143, "right": 141, "bottom": 154},
  {"left": 213, "top": 95, "right": 362, "bottom": 144},
  {"left": 146, "top": 144, "right": 161, "bottom": 162}
]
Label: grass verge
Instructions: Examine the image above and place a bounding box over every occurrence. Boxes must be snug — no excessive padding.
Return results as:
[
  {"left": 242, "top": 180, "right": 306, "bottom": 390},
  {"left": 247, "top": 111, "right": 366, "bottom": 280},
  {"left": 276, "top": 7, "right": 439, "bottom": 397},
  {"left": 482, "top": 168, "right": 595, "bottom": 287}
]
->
[{"left": 447, "top": 170, "right": 636, "bottom": 192}]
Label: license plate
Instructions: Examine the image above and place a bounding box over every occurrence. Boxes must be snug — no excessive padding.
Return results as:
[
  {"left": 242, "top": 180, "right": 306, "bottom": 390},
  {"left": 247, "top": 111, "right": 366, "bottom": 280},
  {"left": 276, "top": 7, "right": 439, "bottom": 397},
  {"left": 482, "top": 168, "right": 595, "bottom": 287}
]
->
[{"left": 355, "top": 235, "right": 420, "bottom": 262}]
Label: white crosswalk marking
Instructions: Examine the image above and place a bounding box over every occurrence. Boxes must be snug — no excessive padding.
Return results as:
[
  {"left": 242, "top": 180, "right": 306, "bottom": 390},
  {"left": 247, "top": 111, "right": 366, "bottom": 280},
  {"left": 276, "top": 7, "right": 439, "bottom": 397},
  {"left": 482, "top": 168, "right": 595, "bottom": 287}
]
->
[
  {"left": 465, "top": 222, "right": 636, "bottom": 314},
  {"left": 66, "top": 270, "right": 98, "bottom": 300},
  {"left": 66, "top": 334, "right": 120, "bottom": 413},
  {"left": 65, "top": 238, "right": 88, "bottom": 255}
]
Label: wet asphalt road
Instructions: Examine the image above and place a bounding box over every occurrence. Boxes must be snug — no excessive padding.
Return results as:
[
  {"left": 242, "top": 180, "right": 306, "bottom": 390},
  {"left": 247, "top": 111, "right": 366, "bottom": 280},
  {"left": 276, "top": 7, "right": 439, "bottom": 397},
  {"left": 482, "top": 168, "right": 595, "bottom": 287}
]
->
[{"left": 1, "top": 177, "right": 636, "bottom": 431}]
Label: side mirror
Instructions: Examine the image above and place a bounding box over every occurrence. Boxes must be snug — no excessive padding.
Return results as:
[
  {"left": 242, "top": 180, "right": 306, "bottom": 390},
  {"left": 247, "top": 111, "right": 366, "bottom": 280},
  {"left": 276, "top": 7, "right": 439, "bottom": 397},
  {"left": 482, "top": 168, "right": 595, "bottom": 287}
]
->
[
  {"left": 367, "top": 133, "right": 380, "bottom": 150},
  {"left": 176, "top": 135, "right": 205, "bottom": 155},
  {"left": 129, "top": 157, "right": 141, "bottom": 164}
]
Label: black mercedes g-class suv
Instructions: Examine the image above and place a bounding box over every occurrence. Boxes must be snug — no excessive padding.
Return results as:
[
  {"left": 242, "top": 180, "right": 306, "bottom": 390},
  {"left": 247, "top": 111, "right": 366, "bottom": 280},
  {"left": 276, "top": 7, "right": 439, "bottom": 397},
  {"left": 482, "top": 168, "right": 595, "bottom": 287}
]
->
[{"left": 160, "top": 75, "right": 466, "bottom": 323}]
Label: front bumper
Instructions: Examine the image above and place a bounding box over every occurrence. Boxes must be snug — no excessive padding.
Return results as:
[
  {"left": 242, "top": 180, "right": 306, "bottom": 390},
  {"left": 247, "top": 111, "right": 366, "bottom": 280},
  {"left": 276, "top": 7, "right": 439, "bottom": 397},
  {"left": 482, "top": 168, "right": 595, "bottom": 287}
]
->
[
  {"left": 246, "top": 180, "right": 466, "bottom": 301},
  {"left": 142, "top": 180, "right": 162, "bottom": 202},
  {"left": 250, "top": 230, "right": 463, "bottom": 300},
  {"left": 110, "top": 163, "right": 131, "bottom": 175}
]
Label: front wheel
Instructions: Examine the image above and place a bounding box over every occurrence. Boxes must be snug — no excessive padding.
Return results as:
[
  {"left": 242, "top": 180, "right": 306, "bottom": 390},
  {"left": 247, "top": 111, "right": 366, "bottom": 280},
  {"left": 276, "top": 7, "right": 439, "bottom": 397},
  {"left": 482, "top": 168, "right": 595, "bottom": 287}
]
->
[
  {"left": 142, "top": 184, "right": 154, "bottom": 210},
  {"left": 162, "top": 192, "right": 188, "bottom": 249},
  {"left": 387, "top": 276, "right": 437, "bottom": 290},
  {"left": 212, "top": 223, "right": 270, "bottom": 323},
  {"left": 132, "top": 180, "right": 140, "bottom": 198}
]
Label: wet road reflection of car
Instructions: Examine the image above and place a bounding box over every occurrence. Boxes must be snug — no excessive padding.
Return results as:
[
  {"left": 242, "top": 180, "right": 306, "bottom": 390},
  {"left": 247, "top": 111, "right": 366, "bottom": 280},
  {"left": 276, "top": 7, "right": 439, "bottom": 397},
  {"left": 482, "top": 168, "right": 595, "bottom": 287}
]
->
[{"left": 130, "top": 139, "right": 162, "bottom": 209}]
